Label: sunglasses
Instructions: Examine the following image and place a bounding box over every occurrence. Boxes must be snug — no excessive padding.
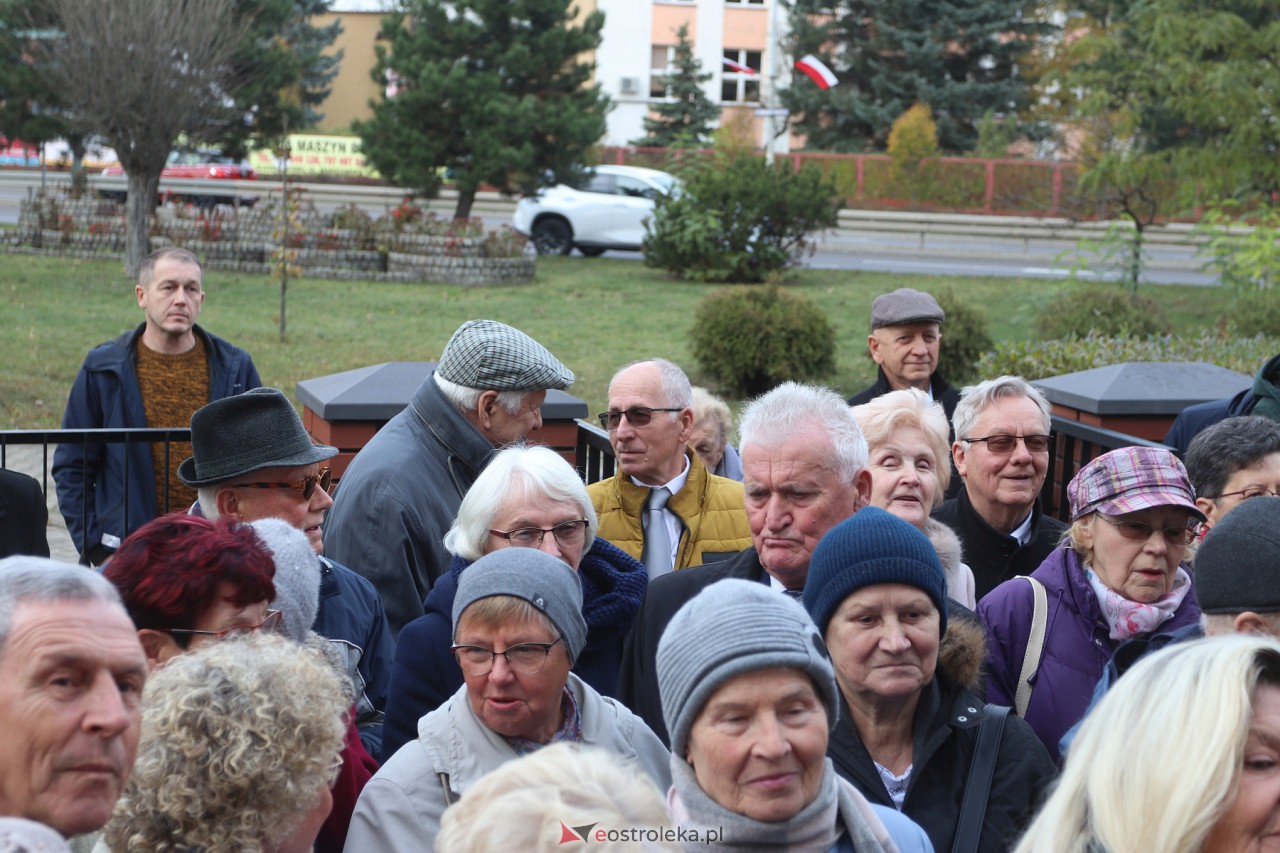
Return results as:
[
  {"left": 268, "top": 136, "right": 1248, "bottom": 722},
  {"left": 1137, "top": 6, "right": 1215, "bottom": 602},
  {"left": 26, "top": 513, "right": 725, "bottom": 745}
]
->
[
  {"left": 597, "top": 407, "right": 682, "bottom": 431},
  {"left": 235, "top": 468, "right": 332, "bottom": 500},
  {"left": 1097, "top": 514, "right": 1196, "bottom": 546}
]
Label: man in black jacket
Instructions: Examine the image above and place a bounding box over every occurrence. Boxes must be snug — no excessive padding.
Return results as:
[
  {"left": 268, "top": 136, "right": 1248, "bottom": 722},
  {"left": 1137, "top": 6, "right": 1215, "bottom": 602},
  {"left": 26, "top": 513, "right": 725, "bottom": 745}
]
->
[
  {"left": 616, "top": 381, "right": 872, "bottom": 744},
  {"left": 932, "top": 375, "right": 1065, "bottom": 601}
]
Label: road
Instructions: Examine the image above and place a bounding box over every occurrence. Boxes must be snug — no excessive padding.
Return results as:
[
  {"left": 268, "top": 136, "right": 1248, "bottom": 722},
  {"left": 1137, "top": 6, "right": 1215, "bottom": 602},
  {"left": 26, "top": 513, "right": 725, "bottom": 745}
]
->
[{"left": 0, "top": 177, "right": 1215, "bottom": 286}]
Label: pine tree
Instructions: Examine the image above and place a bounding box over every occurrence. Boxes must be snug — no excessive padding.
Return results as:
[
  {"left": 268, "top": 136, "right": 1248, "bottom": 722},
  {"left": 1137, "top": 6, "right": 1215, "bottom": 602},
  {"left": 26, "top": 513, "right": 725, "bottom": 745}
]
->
[
  {"left": 781, "top": 0, "right": 1051, "bottom": 153},
  {"left": 357, "top": 0, "right": 610, "bottom": 219},
  {"left": 631, "top": 24, "right": 719, "bottom": 148}
]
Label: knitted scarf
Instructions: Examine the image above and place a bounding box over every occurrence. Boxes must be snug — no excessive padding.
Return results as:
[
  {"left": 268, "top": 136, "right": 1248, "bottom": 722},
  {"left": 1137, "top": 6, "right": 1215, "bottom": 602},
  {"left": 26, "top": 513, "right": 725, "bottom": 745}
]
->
[{"left": 667, "top": 757, "right": 897, "bottom": 853}]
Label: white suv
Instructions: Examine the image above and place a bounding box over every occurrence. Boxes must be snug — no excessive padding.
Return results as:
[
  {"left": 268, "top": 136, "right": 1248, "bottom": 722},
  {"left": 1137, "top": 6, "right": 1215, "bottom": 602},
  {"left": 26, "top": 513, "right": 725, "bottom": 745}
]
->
[{"left": 512, "top": 164, "right": 680, "bottom": 256}]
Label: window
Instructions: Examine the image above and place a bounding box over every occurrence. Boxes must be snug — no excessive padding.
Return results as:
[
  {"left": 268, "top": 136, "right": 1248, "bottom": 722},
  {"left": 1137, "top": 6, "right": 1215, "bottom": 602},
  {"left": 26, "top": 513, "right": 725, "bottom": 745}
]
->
[
  {"left": 650, "top": 45, "right": 677, "bottom": 99},
  {"left": 726, "top": 0, "right": 766, "bottom": 4},
  {"left": 721, "top": 49, "right": 761, "bottom": 103}
]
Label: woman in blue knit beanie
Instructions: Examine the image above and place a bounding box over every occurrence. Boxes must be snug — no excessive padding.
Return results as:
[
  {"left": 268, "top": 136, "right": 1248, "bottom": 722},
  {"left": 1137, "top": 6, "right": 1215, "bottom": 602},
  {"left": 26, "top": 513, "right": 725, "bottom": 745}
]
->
[{"left": 804, "top": 508, "right": 1056, "bottom": 853}]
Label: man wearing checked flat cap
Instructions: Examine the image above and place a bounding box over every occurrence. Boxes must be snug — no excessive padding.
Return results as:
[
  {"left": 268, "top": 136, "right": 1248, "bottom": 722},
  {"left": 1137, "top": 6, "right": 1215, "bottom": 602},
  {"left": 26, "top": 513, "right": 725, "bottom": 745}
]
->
[{"left": 324, "top": 319, "right": 575, "bottom": 637}]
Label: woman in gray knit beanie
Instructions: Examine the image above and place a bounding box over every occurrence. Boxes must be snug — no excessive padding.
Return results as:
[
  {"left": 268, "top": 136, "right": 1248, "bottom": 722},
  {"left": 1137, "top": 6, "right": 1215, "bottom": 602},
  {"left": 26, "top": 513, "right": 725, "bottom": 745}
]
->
[{"left": 656, "top": 578, "right": 932, "bottom": 852}]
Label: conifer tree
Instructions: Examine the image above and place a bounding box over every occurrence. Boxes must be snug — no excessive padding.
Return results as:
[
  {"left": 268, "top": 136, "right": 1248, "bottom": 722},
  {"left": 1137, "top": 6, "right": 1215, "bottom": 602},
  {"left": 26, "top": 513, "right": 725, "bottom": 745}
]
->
[
  {"left": 358, "top": 0, "right": 609, "bottom": 219},
  {"left": 631, "top": 24, "right": 719, "bottom": 148}
]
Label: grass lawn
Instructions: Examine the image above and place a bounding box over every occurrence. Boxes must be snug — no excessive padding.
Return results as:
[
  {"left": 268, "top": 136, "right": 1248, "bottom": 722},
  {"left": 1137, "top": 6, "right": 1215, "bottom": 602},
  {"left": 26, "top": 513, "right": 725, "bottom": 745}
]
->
[{"left": 0, "top": 252, "right": 1233, "bottom": 429}]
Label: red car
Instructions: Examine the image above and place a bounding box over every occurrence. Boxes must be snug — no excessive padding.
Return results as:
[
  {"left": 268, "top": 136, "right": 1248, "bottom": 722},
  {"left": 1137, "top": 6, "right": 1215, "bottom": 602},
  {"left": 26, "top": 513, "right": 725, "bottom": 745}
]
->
[{"left": 100, "top": 150, "right": 258, "bottom": 207}]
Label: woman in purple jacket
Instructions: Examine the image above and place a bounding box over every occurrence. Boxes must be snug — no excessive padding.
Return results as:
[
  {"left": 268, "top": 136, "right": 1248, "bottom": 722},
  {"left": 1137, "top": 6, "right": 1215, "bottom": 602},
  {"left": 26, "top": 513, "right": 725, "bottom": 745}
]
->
[{"left": 977, "top": 446, "right": 1204, "bottom": 763}]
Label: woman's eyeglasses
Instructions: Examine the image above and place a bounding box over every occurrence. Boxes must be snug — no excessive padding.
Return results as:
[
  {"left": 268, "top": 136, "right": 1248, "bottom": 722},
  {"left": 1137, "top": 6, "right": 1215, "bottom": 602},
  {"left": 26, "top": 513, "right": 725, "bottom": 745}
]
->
[
  {"left": 597, "top": 407, "right": 682, "bottom": 431},
  {"left": 488, "top": 519, "right": 589, "bottom": 549},
  {"left": 1098, "top": 514, "right": 1195, "bottom": 546},
  {"left": 235, "top": 468, "right": 332, "bottom": 501},
  {"left": 451, "top": 636, "right": 564, "bottom": 677},
  {"left": 963, "top": 434, "right": 1051, "bottom": 454},
  {"left": 163, "top": 609, "right": 285, "bottom": 642}
]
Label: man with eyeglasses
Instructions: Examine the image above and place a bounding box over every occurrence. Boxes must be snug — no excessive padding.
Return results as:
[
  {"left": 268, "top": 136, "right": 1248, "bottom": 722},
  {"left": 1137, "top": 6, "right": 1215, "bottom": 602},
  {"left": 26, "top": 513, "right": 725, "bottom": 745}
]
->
[
  {"left": 932, "top": 375, "right": 1067, "bottom": 600},
  {"left": 323, "top": 319, "right": 575, "bottom": 638},
  {"left": 53, "top": 246, "right": 261, "bottom": 567},
  {"left": 1184, "top": 415, "right": 1280, "bottom": 544},
  {"left": 180, "top": 387, "right": 394, "bottom": 757},
  {"left": 587, "top": 359, "right": 751, "bottom": 578}
]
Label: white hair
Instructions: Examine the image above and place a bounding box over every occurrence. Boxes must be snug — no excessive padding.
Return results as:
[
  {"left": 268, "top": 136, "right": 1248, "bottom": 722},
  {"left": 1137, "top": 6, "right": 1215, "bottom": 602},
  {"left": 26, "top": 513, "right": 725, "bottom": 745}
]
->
[
  {"left": 434, "top": 373, "right": 529, "bottom": 415},
  {"left": 443, "top": 445, "right": 598, "bottom": 561},
  {"left": 851, "top": 388, "right": 952, "bottom": 503},
  {"left": 738, "top": 382, "right": 868, "bottom": 481}
]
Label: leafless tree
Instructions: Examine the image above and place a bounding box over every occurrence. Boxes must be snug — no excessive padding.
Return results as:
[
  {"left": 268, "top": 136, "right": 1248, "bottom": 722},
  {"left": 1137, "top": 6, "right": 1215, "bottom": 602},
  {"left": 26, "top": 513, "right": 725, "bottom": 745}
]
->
[{"left": 34, "top": 0, "right": 248, "bottom": 277}]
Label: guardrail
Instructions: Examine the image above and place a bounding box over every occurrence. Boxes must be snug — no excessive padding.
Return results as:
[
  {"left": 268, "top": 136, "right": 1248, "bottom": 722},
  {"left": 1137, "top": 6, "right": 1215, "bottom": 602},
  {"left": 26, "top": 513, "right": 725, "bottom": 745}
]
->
[{"left": 0, "top": 167, "right": 1223, "bottom": 257}]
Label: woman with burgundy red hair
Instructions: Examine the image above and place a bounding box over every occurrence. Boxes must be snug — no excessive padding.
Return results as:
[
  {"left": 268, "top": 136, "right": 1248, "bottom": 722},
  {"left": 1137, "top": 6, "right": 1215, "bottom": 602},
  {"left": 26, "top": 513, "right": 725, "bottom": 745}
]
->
[{"left": 103, "top": 513, "right": 279, "bottom": 669}]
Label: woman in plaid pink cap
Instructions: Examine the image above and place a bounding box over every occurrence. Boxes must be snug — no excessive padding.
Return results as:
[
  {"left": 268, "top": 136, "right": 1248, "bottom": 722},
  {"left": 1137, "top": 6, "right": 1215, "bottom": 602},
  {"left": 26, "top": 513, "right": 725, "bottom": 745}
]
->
[{"left": 977, "top": 446, "right": 1205, "bottom": 763}]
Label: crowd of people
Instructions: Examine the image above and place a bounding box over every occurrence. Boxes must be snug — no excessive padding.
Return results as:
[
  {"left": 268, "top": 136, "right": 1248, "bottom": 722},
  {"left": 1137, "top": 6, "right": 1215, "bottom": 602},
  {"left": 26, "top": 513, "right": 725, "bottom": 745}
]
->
[{"left": 3, "top": 259, "right": 1280, "bottom": 851}]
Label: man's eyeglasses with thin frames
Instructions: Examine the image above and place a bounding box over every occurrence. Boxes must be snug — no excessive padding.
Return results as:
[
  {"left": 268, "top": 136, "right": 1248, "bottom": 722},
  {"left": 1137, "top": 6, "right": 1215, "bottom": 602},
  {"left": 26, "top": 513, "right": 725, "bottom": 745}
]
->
[{"left": 597, "top": 407, "right": 682, "bottom": 431}]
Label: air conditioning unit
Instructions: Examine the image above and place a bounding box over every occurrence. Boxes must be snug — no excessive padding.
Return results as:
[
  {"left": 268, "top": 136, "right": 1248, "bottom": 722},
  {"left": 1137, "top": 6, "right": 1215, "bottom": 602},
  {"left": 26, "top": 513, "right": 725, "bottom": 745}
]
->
[{"left": 619, "top": 77, "right": 642, "bottom": 96}]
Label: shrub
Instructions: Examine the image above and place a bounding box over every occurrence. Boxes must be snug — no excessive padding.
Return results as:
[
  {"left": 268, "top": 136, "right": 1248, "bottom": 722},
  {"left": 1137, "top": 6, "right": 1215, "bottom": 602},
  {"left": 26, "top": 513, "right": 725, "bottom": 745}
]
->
[
  {"left": 1230, "top": 291, "right": 1280, "bottom": 338},
  {"left": 934, "top": 289, "right": 994, "bottom": 384},
  {"left": 887, "top": 103, "right": 940, "bottom": 204},
  {"left": 1195, "top": 204, "right": 1280, "bottom": 294},
  {"left": 1033, "top": 285, "right": 1171, "bottom": 339},
  {"left": 643, "top": 150, "right": 839, "bottom": 283},
  {"left": 978, "top": 332, "right": 1280, "bottom": 381},
  {"left": 690, "top": 284, "right": 835, "bottom": 397}
]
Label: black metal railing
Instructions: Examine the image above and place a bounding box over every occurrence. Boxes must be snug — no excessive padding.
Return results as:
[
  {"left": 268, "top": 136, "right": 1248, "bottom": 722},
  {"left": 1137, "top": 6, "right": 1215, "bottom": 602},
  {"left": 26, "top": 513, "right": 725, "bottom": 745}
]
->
[
  {"left": 1042, "top": 415, "right": 1172, "bottom": 521},
  {"left": 1, "top": 427, "right": 193, "bottom": 557},
  {"left": 573, "top": 419, "right": 616, "bottom": 485}
]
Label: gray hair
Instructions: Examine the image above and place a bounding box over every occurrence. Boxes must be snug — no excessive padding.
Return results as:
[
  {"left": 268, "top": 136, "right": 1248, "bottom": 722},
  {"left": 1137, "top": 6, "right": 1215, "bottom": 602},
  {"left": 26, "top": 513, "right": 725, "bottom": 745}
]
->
[
  {"left": 443, "top": 445, "right": 598, "bottom": 561},
  {"left": 434, "top": 373, "right": 530, "bottom": 416},
  {"left": 738, "top": 382, "right": 868, "bottom": 481},
  {"left": 1185, "top": 416, "right": 1280, "bottom": 499},
  {"left": 952, "top": 375, "right": 1051, "bottom": 443},
  {"left": 0, "top": 557, "right": 124, "bottom": 654},
  {"left": 613, "top": 358, "right": 693, "bottom": 409},
  {"left": 690, "top": 387, "right": 733, "bottom": 447},
  {"left": 138, "top": 246, "right": 202, "bottom": 286}
]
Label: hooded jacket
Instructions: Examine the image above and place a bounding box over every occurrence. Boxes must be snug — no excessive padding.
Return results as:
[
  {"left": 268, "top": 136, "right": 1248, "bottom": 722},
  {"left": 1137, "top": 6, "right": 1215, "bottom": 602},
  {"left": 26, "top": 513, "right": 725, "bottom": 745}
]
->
[{"left": 828, "top": 616, "right": 1056, "bottom": 852}]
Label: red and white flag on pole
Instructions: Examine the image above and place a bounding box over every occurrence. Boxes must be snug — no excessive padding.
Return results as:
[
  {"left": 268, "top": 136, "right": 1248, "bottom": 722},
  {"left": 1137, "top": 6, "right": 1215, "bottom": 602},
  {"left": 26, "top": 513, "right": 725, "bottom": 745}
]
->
[
  {"left": 721, "top": 56, "right": 758, "bottom": 75},
  {"left": 795, "top": 54, "right": 838, "bottom": 89}
]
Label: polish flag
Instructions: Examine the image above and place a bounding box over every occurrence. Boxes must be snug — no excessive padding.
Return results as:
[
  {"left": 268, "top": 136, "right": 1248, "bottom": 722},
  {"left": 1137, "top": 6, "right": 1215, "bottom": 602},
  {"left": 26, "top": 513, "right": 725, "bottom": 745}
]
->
[
  {"left": 721, "top": 57, "right": 758, "bottom": 75},
  {"left": 795, "top": 54, "right": 838, "bottom": 89}
]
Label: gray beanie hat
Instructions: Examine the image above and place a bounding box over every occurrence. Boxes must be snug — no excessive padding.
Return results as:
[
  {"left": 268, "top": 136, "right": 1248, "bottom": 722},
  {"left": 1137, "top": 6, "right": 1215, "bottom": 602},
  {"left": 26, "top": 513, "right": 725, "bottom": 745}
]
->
[
  {"left": 656, "top": 579, "right": 839, "bottom": 758},
  {"left": 804, "top": 507, "right": 949, "bottom": 639},
  {"left": 1195, "top": 496, "right": 1280, "bottom": 614},
  {"left": 252, "top": 518, "right": 321, "bottom": 642},
  {"left": 452, "top": 548, "right": 587, "bottom": 662}
]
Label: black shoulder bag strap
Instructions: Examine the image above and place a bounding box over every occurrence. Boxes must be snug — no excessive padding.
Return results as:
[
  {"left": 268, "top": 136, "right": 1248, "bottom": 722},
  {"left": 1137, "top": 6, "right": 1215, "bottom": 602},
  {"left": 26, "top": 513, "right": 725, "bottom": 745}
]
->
[{"left": 950, "top": 703, "right": 1010, "bottom": 853}]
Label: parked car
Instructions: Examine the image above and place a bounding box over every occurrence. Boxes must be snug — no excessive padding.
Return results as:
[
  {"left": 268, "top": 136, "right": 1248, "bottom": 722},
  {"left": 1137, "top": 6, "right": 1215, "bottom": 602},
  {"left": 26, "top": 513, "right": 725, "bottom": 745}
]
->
[
  {"left": 512, "top": 164, "right": 680, "bottom": 256},
  {"left": 99, "top": 150, "right": 258, "bottom": 208}
]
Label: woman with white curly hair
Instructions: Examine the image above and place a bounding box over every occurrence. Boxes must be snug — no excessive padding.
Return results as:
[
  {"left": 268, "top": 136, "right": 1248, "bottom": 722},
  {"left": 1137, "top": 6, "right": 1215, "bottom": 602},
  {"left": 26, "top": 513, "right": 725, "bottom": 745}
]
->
[{"left": 101, "top": 632, "right": 349, "bottom": 853}]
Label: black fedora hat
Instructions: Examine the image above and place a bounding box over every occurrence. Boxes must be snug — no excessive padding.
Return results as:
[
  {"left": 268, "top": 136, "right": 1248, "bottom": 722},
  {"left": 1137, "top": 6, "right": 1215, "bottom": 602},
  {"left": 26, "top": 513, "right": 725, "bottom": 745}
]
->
[{"left": 178, "top": 388, "right": 338, "bottom": 487}]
